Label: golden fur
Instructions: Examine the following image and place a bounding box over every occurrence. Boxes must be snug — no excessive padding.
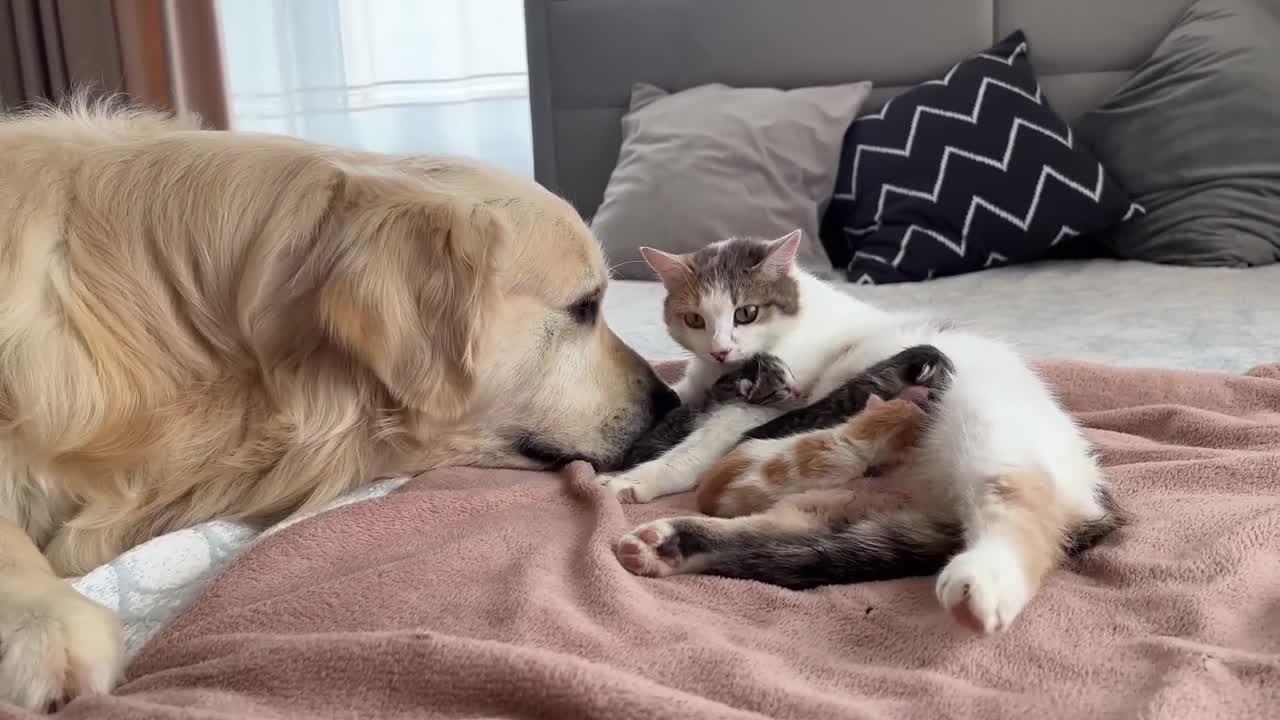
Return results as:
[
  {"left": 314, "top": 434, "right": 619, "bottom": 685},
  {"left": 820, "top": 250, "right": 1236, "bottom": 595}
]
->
[{"left": 0, "top": 100, "right": 674, "bottom": 709}]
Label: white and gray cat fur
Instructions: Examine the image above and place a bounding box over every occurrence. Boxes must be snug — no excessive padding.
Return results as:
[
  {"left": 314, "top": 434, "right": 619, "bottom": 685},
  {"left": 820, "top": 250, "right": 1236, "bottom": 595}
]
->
[
  {"left": 599, "top": 229, "right": 1123, "bottom": 634},
  {"left": 612, "top": 352, "right": 802, "bottom": 472}
]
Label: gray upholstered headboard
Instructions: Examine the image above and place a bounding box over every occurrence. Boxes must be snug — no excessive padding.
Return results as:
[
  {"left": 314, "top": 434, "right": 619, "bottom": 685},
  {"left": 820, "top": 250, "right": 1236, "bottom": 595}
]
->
[{"left": 524, "top": 0, "right": 1193, "bottom": 219}]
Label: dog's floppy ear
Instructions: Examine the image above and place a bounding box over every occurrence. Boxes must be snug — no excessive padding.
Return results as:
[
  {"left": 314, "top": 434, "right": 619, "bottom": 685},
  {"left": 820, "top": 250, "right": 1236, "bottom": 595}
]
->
[{"left": 317, "top": 170, "right": 504, "bottom": 421}]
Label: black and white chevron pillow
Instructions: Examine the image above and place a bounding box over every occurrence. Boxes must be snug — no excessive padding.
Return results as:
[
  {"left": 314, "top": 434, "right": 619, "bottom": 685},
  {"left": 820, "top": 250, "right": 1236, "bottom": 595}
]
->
[{"left": 821, "top": 31, "right": 1144, "bottom": 284}]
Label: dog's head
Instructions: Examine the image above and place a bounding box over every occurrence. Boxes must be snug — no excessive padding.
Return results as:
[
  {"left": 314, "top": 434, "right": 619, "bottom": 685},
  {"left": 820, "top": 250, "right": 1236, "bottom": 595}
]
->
[{"left": 306, "top": 156, "right": 676, "bottom": 470}]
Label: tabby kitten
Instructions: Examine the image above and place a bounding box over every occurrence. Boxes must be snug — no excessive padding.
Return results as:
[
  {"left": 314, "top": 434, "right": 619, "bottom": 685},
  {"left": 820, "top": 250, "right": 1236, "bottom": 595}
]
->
[
  {"left": 614, "top": 353, "right": 800, "bottom": 472},
  {"left": 738, "top": 343, "right": 952, "bottom": 443},
  {"left": 617, "top": 395, "right": 948, "bottom": 588},
  {"left": 602, "top": 231, "right": 1124, "bottom": 634},
  {"left": 617, "top": 344, "right": 948, "bottom": 474},
  {"left": 696, "top": 345, "right": 951, "bottom": 518}
]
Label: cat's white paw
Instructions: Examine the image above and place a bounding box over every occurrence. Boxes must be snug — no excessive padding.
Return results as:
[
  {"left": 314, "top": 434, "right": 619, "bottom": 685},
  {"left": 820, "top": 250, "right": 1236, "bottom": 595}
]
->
[
  {"left": 601, "top": 467, "right": 660, "bottom": 504},
  {"left": 0, "top": 582, "right": 124, "bottom": 710},
  {"left": 615, "top": 520, "right": 683, "bottom": 577},
  {"left": 935, "top": 543, "right": 1030, "bottom": 634}
]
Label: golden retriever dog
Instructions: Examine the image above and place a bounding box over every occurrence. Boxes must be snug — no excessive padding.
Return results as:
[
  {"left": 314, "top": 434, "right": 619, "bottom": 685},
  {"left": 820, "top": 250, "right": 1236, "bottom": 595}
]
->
[{"left": 0, "top": 100, "right": 678, "bottom": 710}]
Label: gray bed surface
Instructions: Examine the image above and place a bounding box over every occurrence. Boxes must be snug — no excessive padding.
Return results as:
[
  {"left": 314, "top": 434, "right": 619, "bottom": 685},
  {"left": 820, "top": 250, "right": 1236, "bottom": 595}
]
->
[{"left": 604, "top": 259, "right": 1279, "bottom": 373}]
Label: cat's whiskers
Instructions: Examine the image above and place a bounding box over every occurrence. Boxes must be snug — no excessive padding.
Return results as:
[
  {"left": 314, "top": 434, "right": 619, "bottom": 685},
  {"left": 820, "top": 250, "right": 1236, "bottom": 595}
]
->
[
  {"left": 607, "top": 259, "right": 651, "bottom": 278},
  {"left": 607, "top": 231, "right": 1118, "bottom": 636}
]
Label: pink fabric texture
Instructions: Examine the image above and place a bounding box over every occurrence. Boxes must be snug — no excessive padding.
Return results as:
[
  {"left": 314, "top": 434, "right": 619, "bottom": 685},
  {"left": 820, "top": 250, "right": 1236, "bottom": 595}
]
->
[{"left": 7, "top": 361, "right": 1279, "bottom": 719}]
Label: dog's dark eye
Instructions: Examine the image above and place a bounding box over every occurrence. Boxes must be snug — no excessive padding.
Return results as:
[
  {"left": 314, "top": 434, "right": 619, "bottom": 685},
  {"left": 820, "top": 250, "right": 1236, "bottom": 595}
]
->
[
  {"left": 569, "top": 298, "right": 599, "bottom": 324},
  {"left": 734, "top": 305, "right": 759, "bottom": 325}
]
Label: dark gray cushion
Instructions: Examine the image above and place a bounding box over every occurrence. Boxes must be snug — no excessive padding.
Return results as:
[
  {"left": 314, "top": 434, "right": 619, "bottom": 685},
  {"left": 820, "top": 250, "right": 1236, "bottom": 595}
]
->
[
  {"left": 824, "top": 31, "right": 1143, "bottom": 285},
  {"left": 526, "top": 1, "right": 1193, "bottom": 220},
  {"left": 1077, "top": 0, "right": 1280, "bottom": 266},
  {"left": 590, "top": 82, "right": 871, "bottom": 279}
]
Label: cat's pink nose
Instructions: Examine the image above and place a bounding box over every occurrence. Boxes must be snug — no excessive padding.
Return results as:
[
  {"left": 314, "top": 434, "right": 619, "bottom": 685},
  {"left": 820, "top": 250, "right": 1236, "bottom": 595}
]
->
[{"left": 711, "top": 350, "right": 730, "bottom": 363}]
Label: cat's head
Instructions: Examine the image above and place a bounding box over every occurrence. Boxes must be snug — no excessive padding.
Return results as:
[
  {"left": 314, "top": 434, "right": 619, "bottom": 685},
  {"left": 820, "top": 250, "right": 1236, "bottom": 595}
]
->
[{"left": 640, "top": 230, "right": 803, "bottom": 367}]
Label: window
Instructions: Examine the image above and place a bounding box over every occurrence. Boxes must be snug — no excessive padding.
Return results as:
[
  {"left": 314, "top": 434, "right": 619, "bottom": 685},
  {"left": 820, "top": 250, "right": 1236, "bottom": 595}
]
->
[{"left": 215, "top": 0, "right": 532, "bottom": 174}]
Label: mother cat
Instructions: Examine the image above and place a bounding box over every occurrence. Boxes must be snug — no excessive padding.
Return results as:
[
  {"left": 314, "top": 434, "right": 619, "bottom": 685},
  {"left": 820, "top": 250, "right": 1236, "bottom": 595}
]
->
[{"left": 600, "top": 230, "right": 1122, "bottom": 634}]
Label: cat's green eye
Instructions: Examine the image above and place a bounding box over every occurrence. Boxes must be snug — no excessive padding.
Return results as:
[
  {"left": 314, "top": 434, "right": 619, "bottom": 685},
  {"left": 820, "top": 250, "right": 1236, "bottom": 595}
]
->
[
  {"left": 734, "top": 305, "right": 759, "bottom": 325},
  {"left": 682, "top": 312, "right": 706, "bottom": 329}
]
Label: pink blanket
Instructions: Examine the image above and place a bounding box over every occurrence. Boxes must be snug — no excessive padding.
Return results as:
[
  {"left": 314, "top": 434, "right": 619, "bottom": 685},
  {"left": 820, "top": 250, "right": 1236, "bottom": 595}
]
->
[{"left": 7, "top": 361, "right": 1280, "bottom": 719}]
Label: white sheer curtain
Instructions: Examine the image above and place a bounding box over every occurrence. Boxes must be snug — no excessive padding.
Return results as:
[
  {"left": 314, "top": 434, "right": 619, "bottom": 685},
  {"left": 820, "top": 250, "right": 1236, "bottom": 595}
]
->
[{"left": 214, "top": 0, "right": 532, "bottom": 174}]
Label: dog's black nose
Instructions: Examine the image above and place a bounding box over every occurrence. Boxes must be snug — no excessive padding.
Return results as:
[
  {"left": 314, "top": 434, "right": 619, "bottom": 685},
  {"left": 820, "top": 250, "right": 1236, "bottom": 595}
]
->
[{"left": 649, "top": 383, "right": 680, "bottom": 421}]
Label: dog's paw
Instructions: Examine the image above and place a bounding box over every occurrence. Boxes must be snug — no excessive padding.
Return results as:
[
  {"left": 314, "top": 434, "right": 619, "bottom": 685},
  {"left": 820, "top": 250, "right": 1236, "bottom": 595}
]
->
[
  {"left": 0, "top": 583, "right": 124, "bottom": 710},
  {"left": 615, "top": 520, "right": 684, "bottom": 577},
  {"left": 935, "top": 543, "right": 1030, "bottom": 634}
]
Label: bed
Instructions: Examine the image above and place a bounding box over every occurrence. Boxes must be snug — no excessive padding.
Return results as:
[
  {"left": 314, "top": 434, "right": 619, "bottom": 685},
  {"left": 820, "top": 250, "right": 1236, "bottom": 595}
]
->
[
  {"left": 71, "top": 254, "right": 1279, "bottom": 664},
  {"left": 528, "top": 0, "right": 1280, "bottom": 371},
  {"left": 31, "top": 1, "right": 1279, "bottom": 718},
  {"left": 607, "top": 260, "right": 1280, "bottom": 370}
]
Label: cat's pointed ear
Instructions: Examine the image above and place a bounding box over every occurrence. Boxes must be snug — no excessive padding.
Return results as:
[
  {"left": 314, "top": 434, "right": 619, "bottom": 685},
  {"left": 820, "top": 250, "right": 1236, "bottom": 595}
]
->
[
  {"left": 640, "top": 246, "right": 691, "bottom": 290},
  {"left": 762, "top": 229, "right": 803, "bottom": 276},
  {"left": 867, "top": 394, "right": 886, "bottom": 409}
]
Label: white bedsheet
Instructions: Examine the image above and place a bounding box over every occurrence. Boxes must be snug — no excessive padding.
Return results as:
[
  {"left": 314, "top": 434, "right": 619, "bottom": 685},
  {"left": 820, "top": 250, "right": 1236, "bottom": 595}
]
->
[
  {"left": 606, "top": 259, "right": 1280, "bottom": 372},
  {"left": 72, "top": 258, "right": 1279, "bottom": 657},
  {"left": 71, "top": 478, "right": 406, "bottom": 658}
]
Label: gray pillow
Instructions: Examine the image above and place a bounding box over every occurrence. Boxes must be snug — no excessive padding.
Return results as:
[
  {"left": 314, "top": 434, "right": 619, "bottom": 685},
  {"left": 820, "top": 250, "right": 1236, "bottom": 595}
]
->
[
  {"left": 591, "top": 81, "right": 872, "bottom": 279},
  {"left": 1077, "top": 0, "right": 1280, "bottom": 266}
]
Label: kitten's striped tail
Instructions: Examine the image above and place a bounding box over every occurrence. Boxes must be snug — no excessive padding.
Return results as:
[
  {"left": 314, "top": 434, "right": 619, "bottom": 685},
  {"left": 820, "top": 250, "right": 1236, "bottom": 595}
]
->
[
  {"left": 647, "top": 510, "right": 963, "bottom": 590},
  {"left": 626, "top": 487, "right": 1125, "bottom": 590}
]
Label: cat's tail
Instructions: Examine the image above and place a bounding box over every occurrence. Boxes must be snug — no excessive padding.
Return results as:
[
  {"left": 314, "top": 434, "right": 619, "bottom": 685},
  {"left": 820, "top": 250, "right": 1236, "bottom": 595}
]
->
[
  {"left": 707, "top": 511, "right": 961, "bottom": 589},
  {"left": 625, "top": 509, "right": 963, "bottom": 590},
  {"left": 626, "top": 487, "right": 1126, "bottom": 590}
]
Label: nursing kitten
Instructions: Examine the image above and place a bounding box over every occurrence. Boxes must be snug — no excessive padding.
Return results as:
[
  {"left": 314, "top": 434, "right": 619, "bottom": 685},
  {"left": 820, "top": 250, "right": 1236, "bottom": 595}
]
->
[
  {"left": 696, "top": 345, "right": 952, "bottom": 518},
  {"left": 600, "top": 230, "right": 1124, "bottom": 634},
  {"left": 614, "top": 353, "right": 800, "bottom": 472},
  {"left": 618, "top": 343, "right": 949, "bottom": 473},
  {"left": 739, "top": 343, "right": 952, "bottom": 443},
  {"left": 617, "top": 395, "right": 950, "bottom": 588}
]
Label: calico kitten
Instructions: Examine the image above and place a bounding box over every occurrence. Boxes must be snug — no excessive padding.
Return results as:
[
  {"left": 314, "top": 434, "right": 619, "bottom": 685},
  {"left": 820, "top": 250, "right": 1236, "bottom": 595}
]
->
[
  {"left": 603, "top": 230, "right": 1125, "bottom": 634},
  {"left": 617, "top": 395, "right": 953, "bottom": 588},
  {"left": 696, "top": 345, "right": 952, "bottom": 518},
  {"left": 740, "top": 343, "right": 952, "bottom": 442},
  {"left": 617, "top": 345, "right": 946, "bottom": 474},
  {"left": 614, "top": 353, "right": 800, "bottom": 472}
]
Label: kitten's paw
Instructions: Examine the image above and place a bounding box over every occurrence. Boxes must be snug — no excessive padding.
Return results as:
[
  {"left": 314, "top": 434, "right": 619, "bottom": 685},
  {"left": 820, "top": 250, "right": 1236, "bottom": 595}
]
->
[
  {"left": 616, "top": 520, "right": 685, "bottom": 577},
  {"left": 915, "top": 361, "right": 939, "bottom": 385},
  {"left": 902, "top": 345, "right": 953, "bottom": 390},
  {"left": 773, "top": 388, "right": 809, "bottom": 411},
  {"left": 0, "top": 583, "right": 124, "bottom": 710},
  {"left": 935, "top": 544, "right": 1030, "bottom": 634},
  {"left": 743, "top": 381, "right": 805, "bottom": 409}
]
